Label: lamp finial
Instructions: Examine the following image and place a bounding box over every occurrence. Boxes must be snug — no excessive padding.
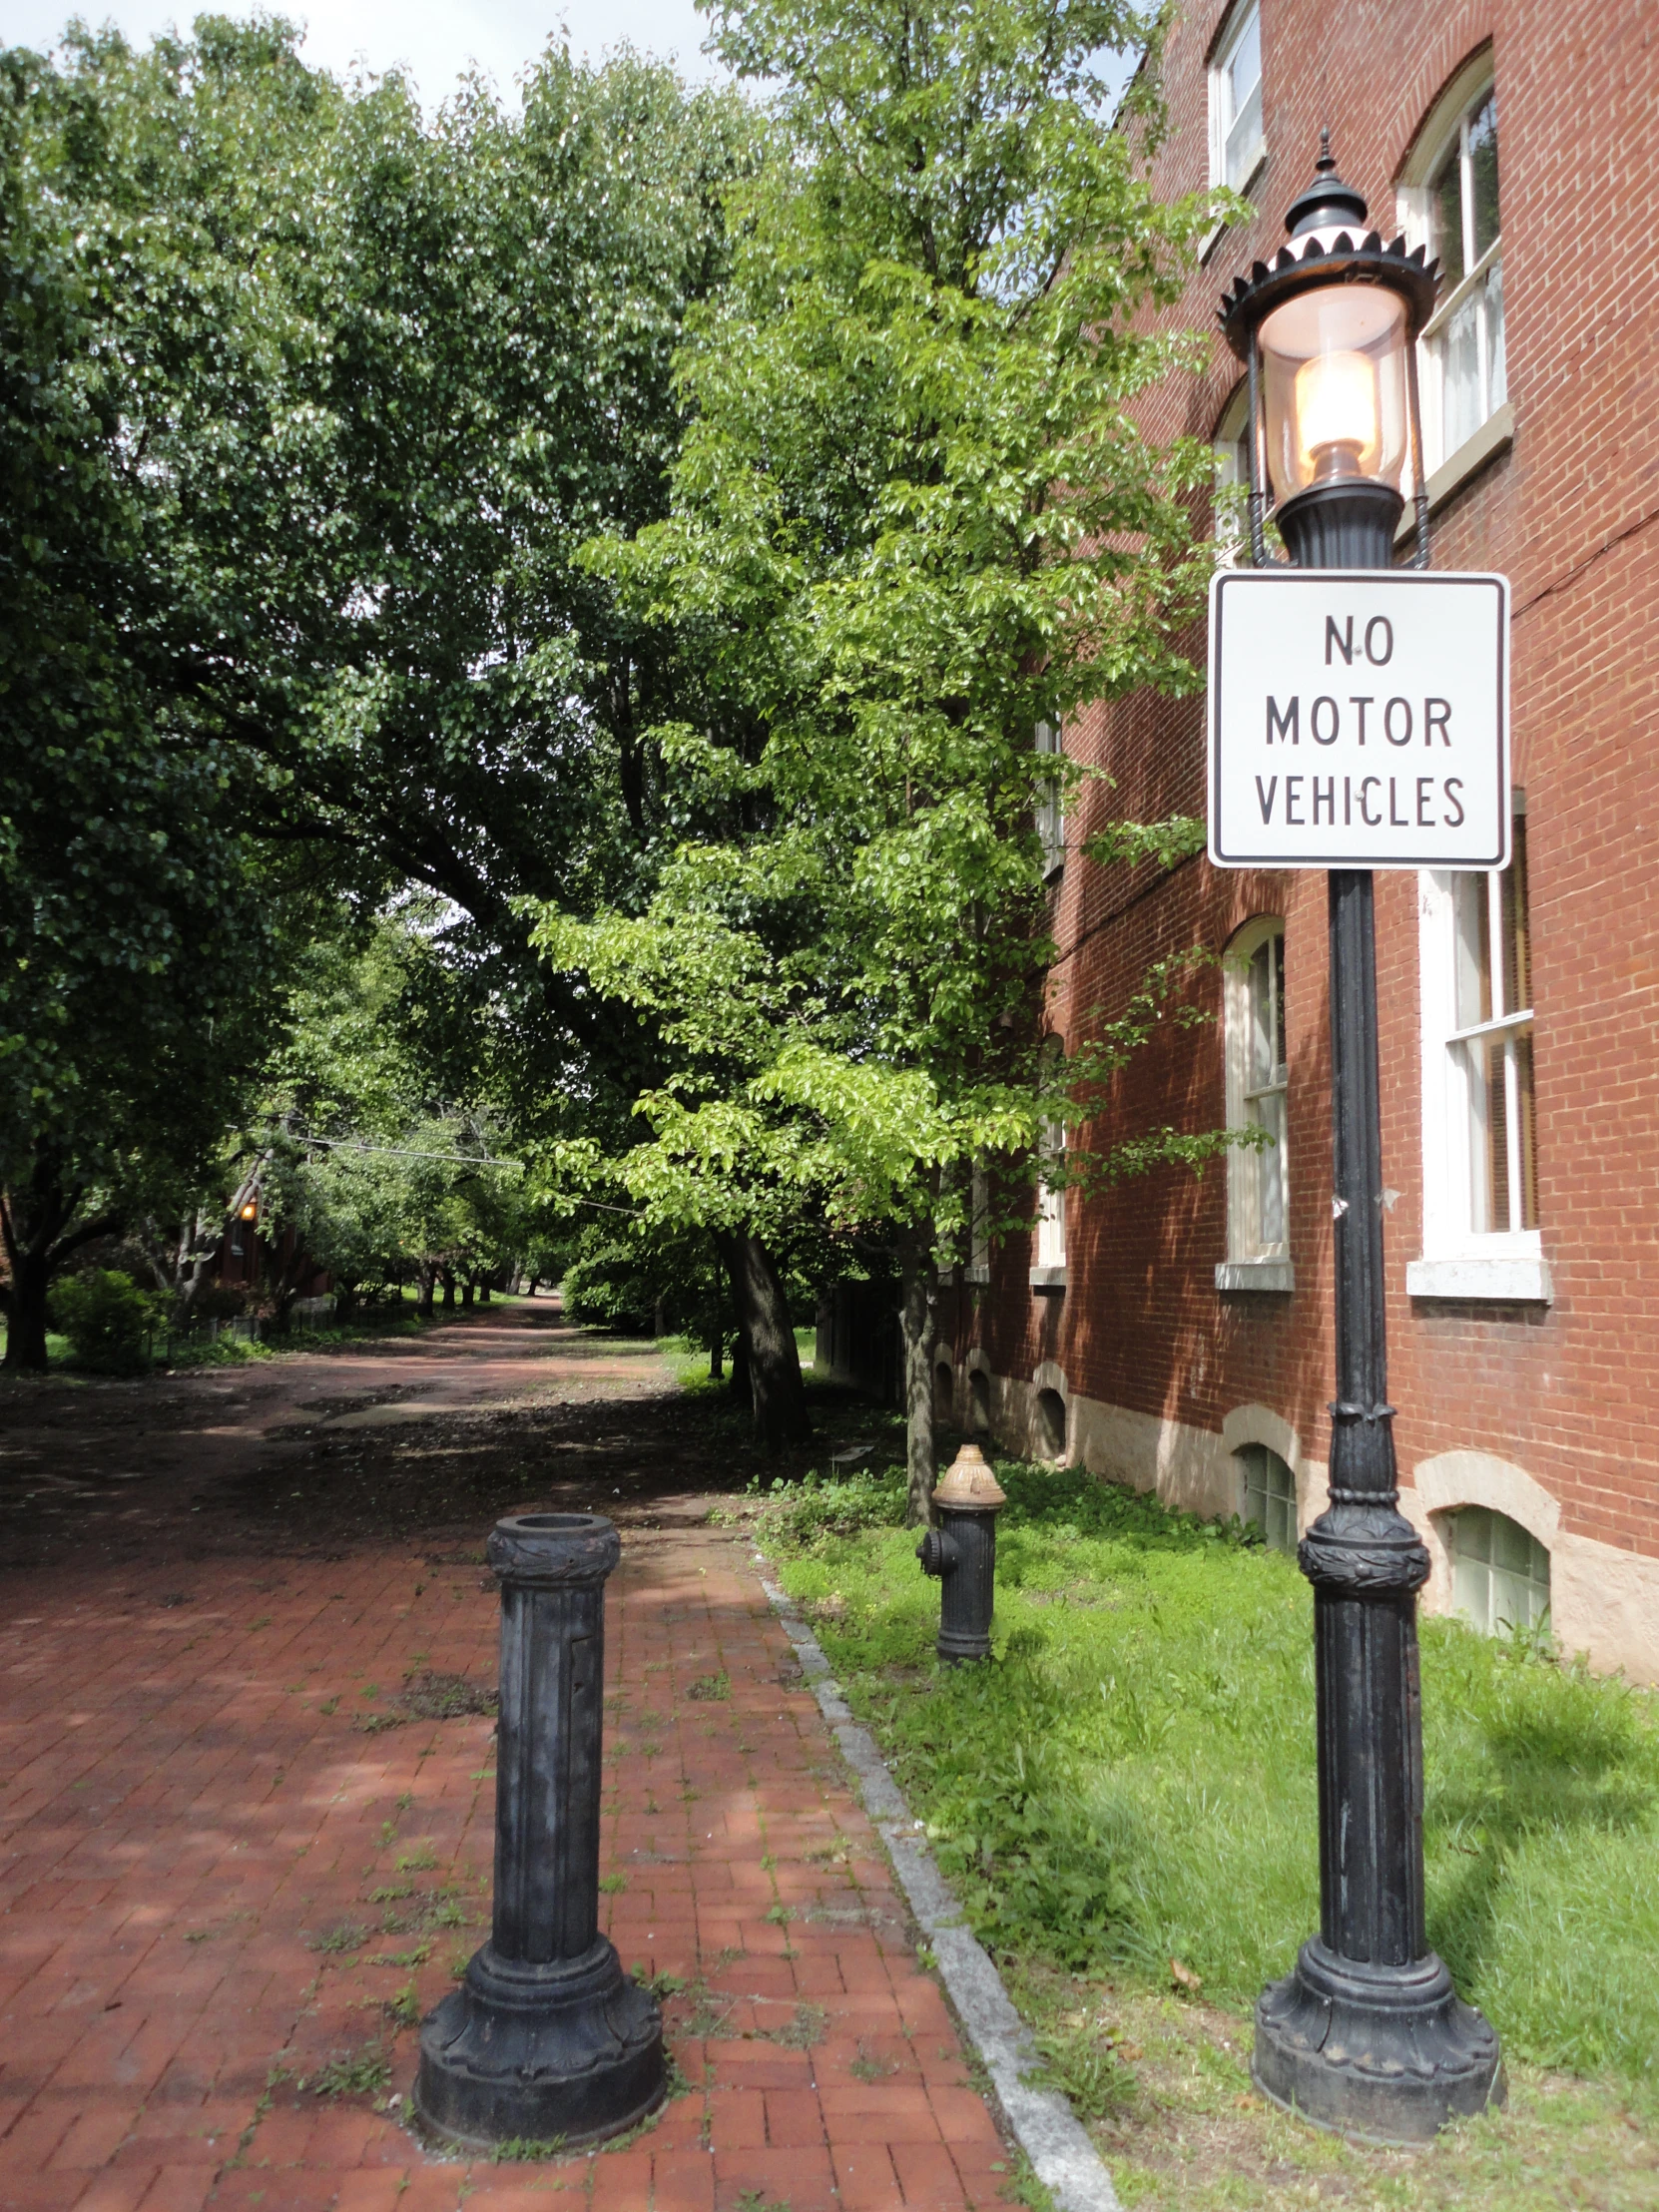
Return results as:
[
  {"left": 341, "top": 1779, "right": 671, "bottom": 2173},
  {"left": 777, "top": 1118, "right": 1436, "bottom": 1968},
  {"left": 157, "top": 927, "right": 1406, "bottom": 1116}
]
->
[{"left": 1284, "top": 131, "right": 1369, "bottom": 239}]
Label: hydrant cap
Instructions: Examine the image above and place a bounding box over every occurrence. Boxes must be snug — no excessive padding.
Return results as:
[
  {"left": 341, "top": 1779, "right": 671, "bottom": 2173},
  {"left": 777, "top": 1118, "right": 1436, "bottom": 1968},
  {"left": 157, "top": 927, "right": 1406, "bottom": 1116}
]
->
[{"left": 931, "top": 1441, "right": 1007, "bottom": 1513}]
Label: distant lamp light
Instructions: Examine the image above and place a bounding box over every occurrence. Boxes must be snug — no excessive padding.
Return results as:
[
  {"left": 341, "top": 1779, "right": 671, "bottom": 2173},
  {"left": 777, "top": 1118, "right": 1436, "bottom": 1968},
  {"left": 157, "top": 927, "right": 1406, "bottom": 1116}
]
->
[{"left": 240, "top": 1201, "right": 258, "bottom": 1221}]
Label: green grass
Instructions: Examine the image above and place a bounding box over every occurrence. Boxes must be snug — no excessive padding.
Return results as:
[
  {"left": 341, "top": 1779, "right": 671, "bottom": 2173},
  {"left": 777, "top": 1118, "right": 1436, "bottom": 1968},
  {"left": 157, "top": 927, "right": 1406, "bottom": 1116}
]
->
[{"left": 758, "top": 1457, "right": 1659, "bottom": 2098}]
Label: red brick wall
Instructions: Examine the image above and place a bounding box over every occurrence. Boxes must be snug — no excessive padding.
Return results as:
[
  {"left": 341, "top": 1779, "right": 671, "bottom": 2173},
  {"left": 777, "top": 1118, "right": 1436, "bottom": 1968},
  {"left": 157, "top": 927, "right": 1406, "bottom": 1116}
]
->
[{"left": 954, "top": 0, "right": 1659, "bottom": 1564}]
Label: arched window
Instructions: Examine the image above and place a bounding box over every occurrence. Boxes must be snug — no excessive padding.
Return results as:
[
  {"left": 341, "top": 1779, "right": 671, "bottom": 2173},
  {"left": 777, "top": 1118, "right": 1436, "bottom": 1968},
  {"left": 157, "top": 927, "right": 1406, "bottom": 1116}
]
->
[
  {"left": 934, "top": 1359, "right": 955, "bottom": 1422},
  {"left": 1213, "top": 381, "right": 1252, "bottom": 567},
  {"left": 1397, "top": 54, "right": 1506, "bottom": 473},
  {"left": 1219, "top": 918, "right": 1291, "bottom": 1290},
  {"left": 969, "top": 1368, "right": 991, "bottom": 1432},
  {"left": 1445, "top": 1506, "right": 1549, "bottom": 1634},
  {"left": 1035, "top": 1387, "right": 1067, "bottom": 1462},
  {"left": 1237, "top": 1442, "right": 1297, "bottom": 1554}
]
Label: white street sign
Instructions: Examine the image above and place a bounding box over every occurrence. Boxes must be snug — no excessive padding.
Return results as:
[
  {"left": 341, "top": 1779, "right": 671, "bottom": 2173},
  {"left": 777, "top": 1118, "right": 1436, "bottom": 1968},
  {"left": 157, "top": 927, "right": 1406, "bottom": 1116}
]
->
[{"left": 1208, "top": 570, "right": 1509, "bottom": 870}]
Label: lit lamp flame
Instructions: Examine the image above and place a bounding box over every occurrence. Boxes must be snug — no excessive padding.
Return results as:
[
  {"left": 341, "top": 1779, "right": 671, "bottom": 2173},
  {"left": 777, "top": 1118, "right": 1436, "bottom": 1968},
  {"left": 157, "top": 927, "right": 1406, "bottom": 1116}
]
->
[
  {"left": 240, "top": 1201, "right": 258, "bottom": 1221},
  {"left": 1294, "top": 347, "right": 1382, "bottom": 482}
]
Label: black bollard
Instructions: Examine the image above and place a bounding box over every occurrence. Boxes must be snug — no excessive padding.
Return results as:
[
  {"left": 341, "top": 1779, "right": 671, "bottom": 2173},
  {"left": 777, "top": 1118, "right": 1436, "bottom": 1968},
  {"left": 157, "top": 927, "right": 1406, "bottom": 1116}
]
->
[
  {"left": 916, "top": 1442, "right": 1006, "bottom": 1663},
  {"left": 414, "top": 1511, "right": 665, "bottom": 2149}
]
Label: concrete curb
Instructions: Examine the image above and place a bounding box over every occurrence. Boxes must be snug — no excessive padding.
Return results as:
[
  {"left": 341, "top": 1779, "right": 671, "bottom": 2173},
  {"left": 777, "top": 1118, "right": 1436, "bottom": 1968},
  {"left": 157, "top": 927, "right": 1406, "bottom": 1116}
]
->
[{"left": 759, "top": 1569, "right": 1125, "bottom": 2212}]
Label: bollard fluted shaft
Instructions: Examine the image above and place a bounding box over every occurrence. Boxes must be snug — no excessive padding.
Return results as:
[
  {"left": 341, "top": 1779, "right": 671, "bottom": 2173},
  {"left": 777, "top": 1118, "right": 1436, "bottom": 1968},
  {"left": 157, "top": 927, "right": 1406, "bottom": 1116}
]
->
[{"left": 414, "top": 1511, "right": 665, "bottom": 2150}]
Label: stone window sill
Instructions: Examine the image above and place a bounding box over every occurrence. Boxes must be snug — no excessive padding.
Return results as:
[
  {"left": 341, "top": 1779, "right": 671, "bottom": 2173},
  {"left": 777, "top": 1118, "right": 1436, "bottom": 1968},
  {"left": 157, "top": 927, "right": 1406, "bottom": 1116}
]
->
[
  {"left": 1406, "top": 1254, "right": 1552, "bottom": 1304},
  {"left": 1395, "top": 402, "right": 1514, "bottom": 542},
  {"left": 1215, "top": 1259, "right": 1295, "bottom": 1293},
  {"left": 964, "top": 1264, "right": 990, "bottom": 1287},
  {"left": 1029, "top": 1266, "right": 1067, "bottom": 1293}
]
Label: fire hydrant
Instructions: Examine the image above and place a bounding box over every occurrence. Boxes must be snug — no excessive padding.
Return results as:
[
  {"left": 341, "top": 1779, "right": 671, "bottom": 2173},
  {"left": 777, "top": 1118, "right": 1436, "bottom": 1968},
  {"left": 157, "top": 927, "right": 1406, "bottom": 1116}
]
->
[{"left": 916, "top": 1441, "right": 1006, "bottom": 1664}]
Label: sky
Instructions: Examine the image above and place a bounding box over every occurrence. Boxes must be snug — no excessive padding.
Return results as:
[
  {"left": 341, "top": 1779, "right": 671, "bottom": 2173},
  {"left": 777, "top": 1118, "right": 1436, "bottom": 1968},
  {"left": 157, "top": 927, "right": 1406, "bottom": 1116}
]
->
[{"left": 1, "top": 0, "right": 724, "bottom": 104}]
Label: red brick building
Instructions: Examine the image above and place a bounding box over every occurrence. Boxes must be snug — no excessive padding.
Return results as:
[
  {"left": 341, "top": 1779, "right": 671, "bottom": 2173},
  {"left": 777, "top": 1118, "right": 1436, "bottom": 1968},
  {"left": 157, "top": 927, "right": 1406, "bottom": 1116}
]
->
[{"left": 939, "top": 0, "right": 1659, "bottom": 1679}]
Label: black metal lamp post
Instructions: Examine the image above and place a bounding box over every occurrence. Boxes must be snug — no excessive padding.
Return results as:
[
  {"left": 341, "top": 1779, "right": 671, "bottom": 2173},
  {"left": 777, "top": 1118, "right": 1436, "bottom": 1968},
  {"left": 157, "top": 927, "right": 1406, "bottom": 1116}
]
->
[{"left": 1218, "top": 141, "right": 1504, "bottom": 2141}]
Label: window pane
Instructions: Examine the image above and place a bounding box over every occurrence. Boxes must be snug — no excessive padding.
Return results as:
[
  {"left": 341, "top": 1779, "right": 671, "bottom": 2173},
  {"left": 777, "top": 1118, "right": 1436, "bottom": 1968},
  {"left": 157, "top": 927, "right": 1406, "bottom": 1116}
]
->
[
  {"left": 1448, "top": 1506, "right": 1550, "bottom": 1636},
  {"left": 1440, "top": 289, "right": 1485, "bottom": 452},
  {"left": 1467, "top": 92, "right": 1500, "bottom": 262},
  {"left": 1514, "top": 1029, "right": 1538, "bottom": 1229},
  {"left": 1241, "top": 1443, "right": 1297, "bottom": 1556},
  {"left": 1432, "top": 145, "right": 1466, "bottom": 288},
  {"left": 1227, "top": 7, "right": 1261, "bottom": 114},
  {"left": 1226, "top": 83, "right": 1263, "bottom": 189},
  {"left": 1257, "top": 1089, "right": 1286, "bottom": 1248},
  {"left": 1452, "top": 873, "right": 1491, "bottom": 1028},
  {"left": 1500, "top": 818, "right": 1528, "bottom": 1013},
  {"left": 1484, "top": 257, "right": 1507, "bottom": 413},
  {"left": 1272, "top": 930, "right": 1287, "bottom": 1070},
  {"left": 1482, "top": 1034, "right": 1512, "bottom": 1233},
  {"left": 1248, "top": 938, "right": 1274, "bottom": 1084}
]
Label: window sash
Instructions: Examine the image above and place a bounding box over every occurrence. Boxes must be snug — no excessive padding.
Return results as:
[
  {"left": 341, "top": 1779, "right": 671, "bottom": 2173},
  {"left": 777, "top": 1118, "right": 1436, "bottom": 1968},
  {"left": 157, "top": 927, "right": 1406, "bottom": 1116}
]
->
[
  {"left": 1419, "top": 843, "right": 1539, "bottom": 1258},
  {"left": 1226, "top": 922, "right": 1289, "bottom": 1262},
  {"left": 1035, "top": 721, "right": 1064, "bottom": 877},
  {"left": 1409, "top": 81, "right": 1505, "bottom": 471},
  {"left": 1211, "top": 3, "right": 1264, "bottom": 191},
  {"left": 1036, "top": 1118, "right": 1066, "bottom": 1269}
]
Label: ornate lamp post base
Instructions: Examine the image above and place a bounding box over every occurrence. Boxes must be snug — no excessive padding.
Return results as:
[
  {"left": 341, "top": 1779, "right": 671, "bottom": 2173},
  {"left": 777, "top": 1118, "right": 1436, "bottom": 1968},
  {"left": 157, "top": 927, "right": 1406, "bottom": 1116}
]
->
[
  {"left": 417, "top": 1939, "right": 665, "bottom": 2150},
  {"left": 1255, "top": 1939, "right": 1503, "bottom": 2143}
]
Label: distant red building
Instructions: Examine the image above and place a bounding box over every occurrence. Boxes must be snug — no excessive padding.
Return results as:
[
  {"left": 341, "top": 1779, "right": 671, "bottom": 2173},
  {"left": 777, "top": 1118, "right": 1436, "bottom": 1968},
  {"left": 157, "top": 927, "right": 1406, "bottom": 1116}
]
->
[{"left": 936, "top": 0, "right": 1659, "bottom": 1680}]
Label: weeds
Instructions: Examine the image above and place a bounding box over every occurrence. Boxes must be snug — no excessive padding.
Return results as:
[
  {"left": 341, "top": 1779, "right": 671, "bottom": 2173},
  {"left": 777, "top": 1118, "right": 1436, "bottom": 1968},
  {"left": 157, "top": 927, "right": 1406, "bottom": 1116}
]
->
[
  {"left": 489, "top": 2135, "right": 567, "bottom": 2161},
  {"left": 308, "top": 1922, "right": 367, "bottom": 1954},
  {"left": 687, "top": 1671, "right": 730, "bottom": 1702},
  {"left": 765, "top": 1454, "right": 1659, "bottom": 2091},
  {"left": 297, "top": 2045, "right": 389, "bottom": 2096}
]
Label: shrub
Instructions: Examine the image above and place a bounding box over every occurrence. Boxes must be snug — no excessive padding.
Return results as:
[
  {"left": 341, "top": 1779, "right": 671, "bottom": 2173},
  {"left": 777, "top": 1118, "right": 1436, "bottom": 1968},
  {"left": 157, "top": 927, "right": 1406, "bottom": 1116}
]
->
[{"left": 48, "top": 1270, "right": 166, "bottom": 1373}]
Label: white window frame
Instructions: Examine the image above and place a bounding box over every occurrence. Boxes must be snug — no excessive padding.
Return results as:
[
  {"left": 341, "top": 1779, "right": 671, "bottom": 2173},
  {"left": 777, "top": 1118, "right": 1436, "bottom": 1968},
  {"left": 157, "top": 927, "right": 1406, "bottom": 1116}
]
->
[
  {"left": 1208, "top": 1, "right": 1265, "bottom": 197},
  {"left": 1395, "top": 53, "right": 1507, "bottom": 480},
  {"left": 1032, "top": 1118, "right": 1067, "bottom": 1287},
  {"left": 1035, "top": 720, "right": 1065, "bottom": 879},
  {"left": 1410, "top": 827, "right": 1549, "bottom": 1302},
  {"left": 1217, "top": 916, "right": 1293, "bottom": 1292}
]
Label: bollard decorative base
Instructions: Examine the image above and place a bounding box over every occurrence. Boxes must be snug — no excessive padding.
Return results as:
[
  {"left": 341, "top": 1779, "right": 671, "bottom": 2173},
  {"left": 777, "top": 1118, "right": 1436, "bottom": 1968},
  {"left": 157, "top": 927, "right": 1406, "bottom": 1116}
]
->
[
  {"left": 416, "top": 1936, "right": 665, "bottom": 2150},
  {"left": 1253, "top": 1937, "right": 1503, "bottom": 2145}
]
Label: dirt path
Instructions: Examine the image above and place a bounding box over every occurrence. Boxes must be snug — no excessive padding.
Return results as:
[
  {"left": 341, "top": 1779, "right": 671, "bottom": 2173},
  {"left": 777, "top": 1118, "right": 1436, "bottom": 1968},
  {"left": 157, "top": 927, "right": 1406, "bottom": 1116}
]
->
[{"left": 0, "top": 1302, "right": 741, "bottom": 1580}]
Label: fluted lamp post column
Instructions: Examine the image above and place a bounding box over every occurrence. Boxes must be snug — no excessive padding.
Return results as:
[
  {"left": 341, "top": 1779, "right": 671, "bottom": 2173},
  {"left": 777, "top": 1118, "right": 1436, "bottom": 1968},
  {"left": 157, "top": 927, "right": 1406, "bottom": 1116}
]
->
[{"left": 1217, "top": 138, "right": 1504, "bottom": 2141}]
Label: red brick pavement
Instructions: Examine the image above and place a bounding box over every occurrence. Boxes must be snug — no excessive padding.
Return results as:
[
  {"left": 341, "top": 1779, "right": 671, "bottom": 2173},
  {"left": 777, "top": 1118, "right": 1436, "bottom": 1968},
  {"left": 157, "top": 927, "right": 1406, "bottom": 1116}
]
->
[{"left": 0, "top": 1523, "right": 1016, "bottom": 2210}]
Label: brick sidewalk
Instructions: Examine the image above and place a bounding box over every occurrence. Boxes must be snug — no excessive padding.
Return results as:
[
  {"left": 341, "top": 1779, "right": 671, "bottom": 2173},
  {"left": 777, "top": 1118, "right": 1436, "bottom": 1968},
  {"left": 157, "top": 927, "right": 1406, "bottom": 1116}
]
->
[{"left": 0, "top": 1523, "right": 1015, "bottom": 2211}]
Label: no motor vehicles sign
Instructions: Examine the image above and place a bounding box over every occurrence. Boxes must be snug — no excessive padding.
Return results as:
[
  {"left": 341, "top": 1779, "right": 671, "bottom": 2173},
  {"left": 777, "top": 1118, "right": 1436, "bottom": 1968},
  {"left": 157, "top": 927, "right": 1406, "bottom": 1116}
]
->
[{"left": 1207, "top": 570, "right": 1510, "bottom": 871}]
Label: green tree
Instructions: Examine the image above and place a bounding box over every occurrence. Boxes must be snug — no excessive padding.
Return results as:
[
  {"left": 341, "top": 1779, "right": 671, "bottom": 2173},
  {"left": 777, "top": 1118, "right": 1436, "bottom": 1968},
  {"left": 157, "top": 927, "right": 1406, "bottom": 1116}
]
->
[
  {"left": 535, "top": 0, "right": 1229, "bottom": 1500},
  {"left": 0, "top": 44, "right": 285, "bottom": 1368},
  {"left": 1, "top": 20, "right": 746, "bottom": 1363}
]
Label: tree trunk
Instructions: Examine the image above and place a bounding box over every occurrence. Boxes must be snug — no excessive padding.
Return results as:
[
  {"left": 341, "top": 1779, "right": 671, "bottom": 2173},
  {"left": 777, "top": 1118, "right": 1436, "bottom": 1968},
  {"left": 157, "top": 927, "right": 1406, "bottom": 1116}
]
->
[
  {"left": 653, "top": 1296, "right": 665, "bottom": 1339},
  {"left": 716, "top": 1229, "right": 809, "bottom": 1450},
  {"left": 416, "top": 1262, "right": 437, "bottom": 1317},
  {"left": 1, "top": 1157, "right": 118, "bottom": 1374},
  {"left": 709, "top": 1328, "right": 724, "bottom": 1382},
  {"left": 477, "top": 1278, "right": 492, "bottom": 1306},
  {"left": 460, "top": 1279, "right": 475, "bottom": 1310},
  {"left": 2, "top": 1244, "right": 51, "bottom": 1372},
  {"left": 899, "top": 1246, "right": 939, "bottom": 1527},
  {"left": 728, "top": 1329, "right": 751, "bottom": 1404},
  {"left": 440, "top": 1270, "right": 455, "bottom": 1310}
]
